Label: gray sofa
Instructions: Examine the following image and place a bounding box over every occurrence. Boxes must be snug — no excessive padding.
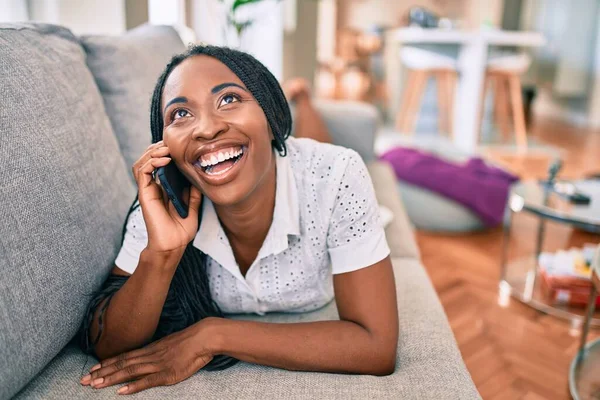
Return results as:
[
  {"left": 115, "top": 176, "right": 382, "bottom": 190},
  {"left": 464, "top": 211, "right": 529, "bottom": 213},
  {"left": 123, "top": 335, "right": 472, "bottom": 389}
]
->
[{"left": 0, "top": 23, "right": 479, "bottom": 399}]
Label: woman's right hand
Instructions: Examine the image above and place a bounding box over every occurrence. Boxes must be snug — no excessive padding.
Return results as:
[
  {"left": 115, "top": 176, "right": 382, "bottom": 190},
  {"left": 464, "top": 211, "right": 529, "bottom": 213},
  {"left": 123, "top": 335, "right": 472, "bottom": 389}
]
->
[{"left": 132, "top": 141, "right": 202, "bottom": 255}]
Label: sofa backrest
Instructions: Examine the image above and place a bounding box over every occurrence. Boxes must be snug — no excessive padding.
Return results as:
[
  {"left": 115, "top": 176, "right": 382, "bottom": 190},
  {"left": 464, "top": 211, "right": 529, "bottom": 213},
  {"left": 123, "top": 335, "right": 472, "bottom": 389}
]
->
[
  {"left": 80, "top": 24, "right": 186, "bottom": 179},
  {"left": 0, "top": 23, "right": 136, "bottom": 398}
]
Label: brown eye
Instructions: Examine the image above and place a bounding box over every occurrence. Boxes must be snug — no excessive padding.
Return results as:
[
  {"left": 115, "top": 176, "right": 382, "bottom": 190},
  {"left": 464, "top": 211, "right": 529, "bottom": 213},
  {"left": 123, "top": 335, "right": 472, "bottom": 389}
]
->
[
  {"left": 174, "top": 109, "right": 190, "bottom": 119},
  {"left": 219, "top": 94, "right": 240, "bottom": 107}
]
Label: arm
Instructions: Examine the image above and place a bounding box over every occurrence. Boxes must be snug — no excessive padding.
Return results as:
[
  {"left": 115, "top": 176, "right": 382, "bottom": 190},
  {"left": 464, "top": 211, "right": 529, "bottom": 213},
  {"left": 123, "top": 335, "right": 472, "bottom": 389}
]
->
[
  {"left": 83, "top": 140, "right": 202, "bottom": 361},
  {"left": 89, "top": 250, "right": 182, "bottom": 359},
  {"left": 83, "top": 256, "right": 398, "bottom": 395},
  {"left": 212, "top": 256, "right": 398, "bottom": 375}
]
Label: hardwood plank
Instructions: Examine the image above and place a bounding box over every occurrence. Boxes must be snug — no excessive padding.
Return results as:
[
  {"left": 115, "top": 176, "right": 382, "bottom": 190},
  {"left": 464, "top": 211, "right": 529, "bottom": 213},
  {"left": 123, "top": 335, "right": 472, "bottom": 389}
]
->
[{"left": 416, "top": 116, "right": 600, "bottom": 400}]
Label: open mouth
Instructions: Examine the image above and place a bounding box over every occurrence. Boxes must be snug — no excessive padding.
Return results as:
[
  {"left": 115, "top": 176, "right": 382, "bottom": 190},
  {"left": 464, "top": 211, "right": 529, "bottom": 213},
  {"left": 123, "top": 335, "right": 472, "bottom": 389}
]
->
[{"left": 193, "top": 145, "right": 247, "bottom": 177}]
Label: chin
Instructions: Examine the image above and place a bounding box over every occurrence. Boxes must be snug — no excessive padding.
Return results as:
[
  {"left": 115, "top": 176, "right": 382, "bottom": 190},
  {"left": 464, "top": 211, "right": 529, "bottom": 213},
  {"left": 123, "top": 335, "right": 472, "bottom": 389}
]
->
[{"left": 202, "top": 183, "right": 249, "bottom": 207}]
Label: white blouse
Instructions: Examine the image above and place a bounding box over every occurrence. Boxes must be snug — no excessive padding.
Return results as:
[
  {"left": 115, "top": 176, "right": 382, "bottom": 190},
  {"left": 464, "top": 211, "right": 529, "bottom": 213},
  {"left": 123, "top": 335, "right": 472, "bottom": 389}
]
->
[{"left": 115, "top": 137, "right": 390, "bottom": 315}]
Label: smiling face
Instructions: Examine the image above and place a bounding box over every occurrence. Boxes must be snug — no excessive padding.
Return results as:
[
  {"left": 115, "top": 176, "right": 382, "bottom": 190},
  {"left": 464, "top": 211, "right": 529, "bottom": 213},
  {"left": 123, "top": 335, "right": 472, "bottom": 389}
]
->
[{"left": 161, "top": 55, "right": 275, "bottom": 207}]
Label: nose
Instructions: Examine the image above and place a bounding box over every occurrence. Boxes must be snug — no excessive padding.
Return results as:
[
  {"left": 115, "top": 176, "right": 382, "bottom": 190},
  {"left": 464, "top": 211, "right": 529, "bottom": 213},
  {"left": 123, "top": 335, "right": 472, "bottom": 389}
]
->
[{"left": 191, "top": 112, "right": 229, "bottom": 141}]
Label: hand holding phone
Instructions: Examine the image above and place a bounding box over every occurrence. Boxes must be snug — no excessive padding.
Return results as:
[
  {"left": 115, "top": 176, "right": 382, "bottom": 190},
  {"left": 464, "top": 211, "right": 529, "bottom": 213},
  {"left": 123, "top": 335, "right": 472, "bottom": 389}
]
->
[
  {"left": 132, "top": 141, "right": 202, "bottom": 255},
  {"left": 156, "top": 162, "right": 191, "bottom": 218}
]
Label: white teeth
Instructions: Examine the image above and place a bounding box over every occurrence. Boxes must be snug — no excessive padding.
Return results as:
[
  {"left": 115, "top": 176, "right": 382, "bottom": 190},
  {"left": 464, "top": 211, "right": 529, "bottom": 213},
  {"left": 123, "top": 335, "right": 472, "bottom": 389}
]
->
[{"left": 198, "top": 146, "right": 245, "bottom": 168}]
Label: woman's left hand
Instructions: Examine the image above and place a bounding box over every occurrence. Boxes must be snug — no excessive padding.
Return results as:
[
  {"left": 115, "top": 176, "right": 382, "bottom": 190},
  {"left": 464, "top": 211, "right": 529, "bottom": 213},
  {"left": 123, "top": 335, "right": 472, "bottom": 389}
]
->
[{"left": 80, "top": 319, "right": 217, "bottom": 395}]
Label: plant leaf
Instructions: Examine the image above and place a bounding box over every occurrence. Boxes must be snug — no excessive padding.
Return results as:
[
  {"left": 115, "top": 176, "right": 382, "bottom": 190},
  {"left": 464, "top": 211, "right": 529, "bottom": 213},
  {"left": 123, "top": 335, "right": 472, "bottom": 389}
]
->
[{"left": 232, "top": 0, "right": 263, "bottom": 13}]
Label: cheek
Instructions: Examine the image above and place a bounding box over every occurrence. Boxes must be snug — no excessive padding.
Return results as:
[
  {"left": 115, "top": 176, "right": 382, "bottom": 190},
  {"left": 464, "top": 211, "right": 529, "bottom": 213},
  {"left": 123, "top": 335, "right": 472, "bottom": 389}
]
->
[{"left": 163, "top": 129, "right": 188, "bottom": 161}]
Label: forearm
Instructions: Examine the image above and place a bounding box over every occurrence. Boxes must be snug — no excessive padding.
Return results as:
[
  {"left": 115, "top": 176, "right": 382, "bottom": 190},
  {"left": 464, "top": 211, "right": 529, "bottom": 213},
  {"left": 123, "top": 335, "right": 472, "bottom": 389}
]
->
[
  {"left": 207, "top": 318, "right": 396, "bottom": 376},
  {"left": 293, "top": 96, "right": 333, "bottom": 144},
  {"left": 91, "top": 248, "right": 182, "bottom": 359}
]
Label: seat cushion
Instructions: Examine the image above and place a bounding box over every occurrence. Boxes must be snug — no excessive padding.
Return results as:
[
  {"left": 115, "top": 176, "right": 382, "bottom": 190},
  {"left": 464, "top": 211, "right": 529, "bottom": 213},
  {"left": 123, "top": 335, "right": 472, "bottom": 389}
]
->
[
  {"left": 0, "top": 23, "right": 136, "bottom": 399},
  {"left": 15, "top": 259, "right": 480, "bottom": 400},
  {"left": 81, "top": 24, "right": 186, "bottom": 179}
]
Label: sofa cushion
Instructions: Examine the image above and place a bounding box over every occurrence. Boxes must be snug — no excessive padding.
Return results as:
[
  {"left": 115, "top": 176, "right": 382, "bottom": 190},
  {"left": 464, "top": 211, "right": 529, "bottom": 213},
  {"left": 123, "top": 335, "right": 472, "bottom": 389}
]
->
[
  {"left": 313, "top": 100, "right": 379, "bottom": 163},
  {"left": 0, "top": 23, "right": 135, "bottom": 399},
  {"left": 81, "top": 24, "right": 186, "bottom": 179},
  {"left": 15, "top": 258, "right": 480, "bottom": 399}
]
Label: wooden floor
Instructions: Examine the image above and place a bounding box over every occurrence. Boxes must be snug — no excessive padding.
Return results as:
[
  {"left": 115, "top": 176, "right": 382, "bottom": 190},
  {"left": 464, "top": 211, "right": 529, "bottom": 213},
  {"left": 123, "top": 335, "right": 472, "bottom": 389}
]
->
[{"left": 416, "top": 117, "right": 600, "bottom": 399}]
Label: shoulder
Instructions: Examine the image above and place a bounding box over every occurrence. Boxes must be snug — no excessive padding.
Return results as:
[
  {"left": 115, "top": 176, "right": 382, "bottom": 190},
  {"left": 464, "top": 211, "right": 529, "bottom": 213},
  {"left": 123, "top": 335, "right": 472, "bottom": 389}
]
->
[{"left": 285, "top": 136, "right": 363, "bottom": 183}]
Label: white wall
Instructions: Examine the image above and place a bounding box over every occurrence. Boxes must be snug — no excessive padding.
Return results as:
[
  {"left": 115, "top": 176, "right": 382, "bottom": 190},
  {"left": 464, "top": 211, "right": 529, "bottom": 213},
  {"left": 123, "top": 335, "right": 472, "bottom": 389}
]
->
[
  {"left": 0, "top": 0, "right": 29, "bottom": 22},
  {"left": 28, "top": 0, "right": 126, "bottom": 35},
  {"left": 189, "top": 0, "right": 283, "bottom": 81},
  {"left": 148, "top": 0, "right": 186, "bottom": 26},
  {"left": 587, "top": 4, "right": 600, "bottom": 127}
]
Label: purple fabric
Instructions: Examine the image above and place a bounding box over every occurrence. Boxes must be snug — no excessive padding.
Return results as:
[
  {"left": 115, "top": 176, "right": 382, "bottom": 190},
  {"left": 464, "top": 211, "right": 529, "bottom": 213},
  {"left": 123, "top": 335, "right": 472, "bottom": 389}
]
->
[{"left": 379, "top": 147, "right": 520, "bottom": 226}]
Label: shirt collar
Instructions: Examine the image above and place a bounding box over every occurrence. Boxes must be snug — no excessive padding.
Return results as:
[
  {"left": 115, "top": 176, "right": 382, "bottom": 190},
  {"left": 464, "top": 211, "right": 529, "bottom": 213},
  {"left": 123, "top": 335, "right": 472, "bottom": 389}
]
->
[{"left": 192, "top": 151, "right": 300, "bottom": 275}]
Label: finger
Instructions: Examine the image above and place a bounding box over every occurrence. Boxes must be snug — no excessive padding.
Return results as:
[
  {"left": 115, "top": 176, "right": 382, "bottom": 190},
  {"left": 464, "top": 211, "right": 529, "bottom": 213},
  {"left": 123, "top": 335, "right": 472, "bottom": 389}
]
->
[
  {"left": 132, "top": 142, "right": 167, "bottom": 174},
  {"left": 187, "top": 185, "right": 202, "bottom": 216},
  {"left": 91, "top": 363, "right": 160, "bottom": 389},
  {"left": 153, "top": 170, "right": 169, "bottom": 205},
  {"left": 136, "top": 157, "right": 171, "bottom": 189},
  {"left": 89, "top": 355, "right": 153, "bottom": 382},
  {"left": 94, "top": 347, "right": 157, "bottom": 371},
  {"left": 117, "top": 372, "right": 170, "bottom": 395},
  {"left": 134, "top": 147, "right": 169, "bottom": 176}
]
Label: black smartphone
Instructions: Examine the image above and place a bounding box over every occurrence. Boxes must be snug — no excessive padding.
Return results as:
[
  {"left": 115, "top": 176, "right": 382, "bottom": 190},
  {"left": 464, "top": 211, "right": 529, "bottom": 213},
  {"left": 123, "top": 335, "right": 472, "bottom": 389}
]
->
[{"left": 156, "top": 162, "right": 191, "bottom": 218}]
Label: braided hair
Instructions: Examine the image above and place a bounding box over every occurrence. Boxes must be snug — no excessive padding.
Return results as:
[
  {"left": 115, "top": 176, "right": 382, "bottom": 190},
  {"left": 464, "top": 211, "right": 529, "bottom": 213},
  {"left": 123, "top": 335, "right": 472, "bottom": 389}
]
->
[{"left": 80, "top": 45, "right": 292, "bottom": 371}]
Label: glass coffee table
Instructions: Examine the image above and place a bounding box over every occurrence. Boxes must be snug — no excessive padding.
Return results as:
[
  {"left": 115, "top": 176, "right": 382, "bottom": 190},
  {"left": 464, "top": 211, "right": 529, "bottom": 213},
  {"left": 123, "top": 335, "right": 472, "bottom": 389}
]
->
[
  {"left": 500, "top": 180, "right": 600, "bottom": 325},
  {"left": 569, "top": 246, "right": 600, "bottom": 400}
]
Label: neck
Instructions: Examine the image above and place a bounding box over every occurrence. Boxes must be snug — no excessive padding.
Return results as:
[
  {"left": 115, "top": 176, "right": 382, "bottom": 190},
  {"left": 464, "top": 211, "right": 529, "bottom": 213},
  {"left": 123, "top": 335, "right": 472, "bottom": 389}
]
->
[{"left": 214, "top": 157, "right": 277, "bottom": 247}]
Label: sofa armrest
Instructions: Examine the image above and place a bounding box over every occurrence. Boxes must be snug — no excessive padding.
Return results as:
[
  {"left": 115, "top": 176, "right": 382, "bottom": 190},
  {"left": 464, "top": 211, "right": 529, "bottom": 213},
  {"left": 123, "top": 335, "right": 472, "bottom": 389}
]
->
[
  {"left": 368, "top": 161, "right": 421, "bottom": 260},
  {"left": 291, "top": 99, "right": 379, "bottom": 162}
]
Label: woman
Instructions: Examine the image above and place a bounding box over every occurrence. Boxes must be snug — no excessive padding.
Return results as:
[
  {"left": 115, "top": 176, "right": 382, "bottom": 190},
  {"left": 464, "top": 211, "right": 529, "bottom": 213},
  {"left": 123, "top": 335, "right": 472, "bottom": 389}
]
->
[{"left": 79, "top": 45, "right": 398, "bottom": 395}]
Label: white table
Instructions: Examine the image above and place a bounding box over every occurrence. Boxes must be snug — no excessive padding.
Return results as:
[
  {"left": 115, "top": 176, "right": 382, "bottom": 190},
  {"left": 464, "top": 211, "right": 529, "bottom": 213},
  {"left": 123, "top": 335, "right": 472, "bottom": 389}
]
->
[{"left": 384, "top": 27, "right": 546, "bottom": 152}]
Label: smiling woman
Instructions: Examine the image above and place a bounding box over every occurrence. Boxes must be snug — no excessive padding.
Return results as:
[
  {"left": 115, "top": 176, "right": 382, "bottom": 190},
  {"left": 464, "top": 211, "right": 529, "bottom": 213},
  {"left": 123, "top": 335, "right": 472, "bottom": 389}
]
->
[{"left": 78, "top": 45, "right": 397, "bottom": 395}]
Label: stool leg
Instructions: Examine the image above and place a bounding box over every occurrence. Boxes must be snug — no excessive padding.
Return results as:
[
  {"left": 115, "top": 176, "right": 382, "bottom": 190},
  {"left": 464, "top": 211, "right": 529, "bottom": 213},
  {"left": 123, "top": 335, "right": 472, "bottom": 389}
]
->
[
  {"left": 508, "top": 74, "right": 528, "bottom": 152},
  {"left": 396, "top": 70, "right": 416, "bottom": 133},
  {"left": 478, "top": 73, "right": 491, "bottom": 143},
  {"left": 445, "top": 71, "right": 456, "bottom": 139},
  {"left": 436, "top": 71, "right": 449, "bottom": 135},
  {"left": 494, "top": 75, "right": 511, "bottom": 141},
  {"left": 398, "top": 70, "right": 428, "bottom": 134}
]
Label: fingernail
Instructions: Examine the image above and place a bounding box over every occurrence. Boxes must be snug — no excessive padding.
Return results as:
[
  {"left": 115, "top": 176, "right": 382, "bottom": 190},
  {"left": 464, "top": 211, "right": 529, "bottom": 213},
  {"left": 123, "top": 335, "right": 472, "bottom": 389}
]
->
[
  {"left": 90, "top": 364, "right": 101, "bottom": 372},
  {"left": 92, "top": 377, "right": 104, "bottom": 386},
  {"left": 80, "top": 374, "right": 91, "bottom": 384},
  {"left": 118, "top": 386, "right": 128, "bottom": 395}
]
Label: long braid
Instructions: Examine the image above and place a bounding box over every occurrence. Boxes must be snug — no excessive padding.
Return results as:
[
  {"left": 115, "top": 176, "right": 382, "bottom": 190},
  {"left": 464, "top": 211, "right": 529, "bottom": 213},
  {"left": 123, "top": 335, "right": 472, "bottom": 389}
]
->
[{"left": 80, "top": 45, "right": 291, "bottom": 371}]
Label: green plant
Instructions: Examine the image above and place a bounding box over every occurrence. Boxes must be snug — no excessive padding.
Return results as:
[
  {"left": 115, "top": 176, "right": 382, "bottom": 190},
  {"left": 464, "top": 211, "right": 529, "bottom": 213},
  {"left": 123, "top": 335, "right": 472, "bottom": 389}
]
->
[{"left": 219, "top": 0, "right": 283, "bottom": 36}]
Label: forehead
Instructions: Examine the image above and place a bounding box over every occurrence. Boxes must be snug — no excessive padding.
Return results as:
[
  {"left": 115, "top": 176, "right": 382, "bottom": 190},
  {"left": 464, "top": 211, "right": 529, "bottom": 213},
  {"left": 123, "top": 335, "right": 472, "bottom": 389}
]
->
[{"left": 162, "top": 55, "right": 245, "bottom": 102}]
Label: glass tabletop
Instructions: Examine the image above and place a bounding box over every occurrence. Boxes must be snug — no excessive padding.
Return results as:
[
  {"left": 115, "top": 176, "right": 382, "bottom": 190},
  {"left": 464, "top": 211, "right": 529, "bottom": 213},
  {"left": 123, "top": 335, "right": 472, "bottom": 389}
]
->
[
  {"left": 570, "top": 338, "right": 600, "bottom": 400},
  {"left": 509, "top": 180, "right": 600, "bottom": 231}
]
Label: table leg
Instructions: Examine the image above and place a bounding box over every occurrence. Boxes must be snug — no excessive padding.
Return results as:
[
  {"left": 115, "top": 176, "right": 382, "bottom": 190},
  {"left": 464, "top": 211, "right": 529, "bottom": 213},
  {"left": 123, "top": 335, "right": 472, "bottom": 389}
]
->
[
  {"left": 452, "top": 37, "right": 487, "bottom": 153},
  {"left": 578, "top": 286, "right": 597, "bottom": 361},
  {"left": 500, "top": 209, "right": 513, "bottom": 282}
]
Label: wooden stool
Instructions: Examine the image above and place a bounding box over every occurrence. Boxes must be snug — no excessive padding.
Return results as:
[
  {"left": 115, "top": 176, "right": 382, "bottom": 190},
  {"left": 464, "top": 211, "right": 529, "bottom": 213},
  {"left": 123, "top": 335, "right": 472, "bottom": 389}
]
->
[
  {"left": 395, "top": 47, "right": 457, "bottom": 137},
  {"left": 482, "top": 53, "right": 532, "bottom": 152}
]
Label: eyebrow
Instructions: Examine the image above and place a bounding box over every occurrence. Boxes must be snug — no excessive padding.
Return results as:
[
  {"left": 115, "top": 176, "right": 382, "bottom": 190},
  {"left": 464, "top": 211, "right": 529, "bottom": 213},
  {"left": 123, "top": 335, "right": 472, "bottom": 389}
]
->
[
  {"left": 163, "top": 96, "right": 187, "bottom": 115},
  {"left": 211, "top": 82, "right": 247, "bottom": 94}
]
